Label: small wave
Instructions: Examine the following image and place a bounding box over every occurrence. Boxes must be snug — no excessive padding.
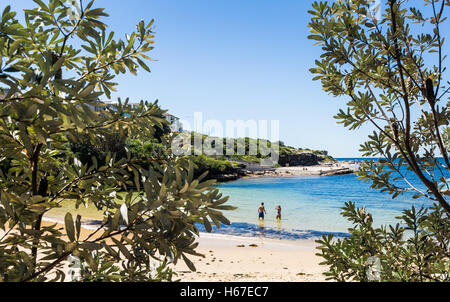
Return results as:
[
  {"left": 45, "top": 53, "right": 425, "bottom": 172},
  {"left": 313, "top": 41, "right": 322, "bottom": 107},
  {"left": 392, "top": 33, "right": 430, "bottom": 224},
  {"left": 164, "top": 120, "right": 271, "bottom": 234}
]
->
[
  {"left": 44, "top": 217, "right": 349, "bottom": 241},
  {"left": 195, "top": 222, "right": 349, "bottom": 241}
]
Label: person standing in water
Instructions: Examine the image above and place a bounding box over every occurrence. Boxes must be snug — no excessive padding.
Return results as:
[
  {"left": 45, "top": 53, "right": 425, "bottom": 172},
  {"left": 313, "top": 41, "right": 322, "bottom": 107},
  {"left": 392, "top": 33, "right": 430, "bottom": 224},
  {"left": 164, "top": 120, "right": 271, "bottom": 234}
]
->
[
  {"left": 275, "top": 205, "right": 282, "bottom": 221},
  {"left": 258, "top": 203, "right": 267, "bottom": 220}
]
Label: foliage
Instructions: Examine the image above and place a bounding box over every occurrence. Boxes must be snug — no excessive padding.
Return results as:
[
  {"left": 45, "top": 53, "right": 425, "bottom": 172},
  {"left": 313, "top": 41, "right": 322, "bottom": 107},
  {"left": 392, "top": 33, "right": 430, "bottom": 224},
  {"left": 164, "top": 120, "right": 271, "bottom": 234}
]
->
[
  {"left": 69, "top": 135, "right": 239, "bottom": 180},
  {"left": 190, "top": 155, "right": 240, "bottom": 180},
  {"left": 181, "top": 132, "right": 332, "bottom": 166},
  {"left": 309, "top": 0, "right": 450, "bottom": 213},
  {"left": 0, "top": 0, "right": 234, "bottom": 282},
  {"left": 76, "top": 255, "right": 176, "bottom": 282},
  {"left": 444, "top": 126, "right": 450, "bottom": 150},
  {"left": 126, "top": 138, "right": 168, "bottom": 167},
  {"left": 67, "top": 132, "right": 127, "bottom": 167},
  {"left": 309, "top": 0, "right": 450, "bottom": 282},
  {"left": 317, "top": 202, "right": 450, "bottom": 282}
]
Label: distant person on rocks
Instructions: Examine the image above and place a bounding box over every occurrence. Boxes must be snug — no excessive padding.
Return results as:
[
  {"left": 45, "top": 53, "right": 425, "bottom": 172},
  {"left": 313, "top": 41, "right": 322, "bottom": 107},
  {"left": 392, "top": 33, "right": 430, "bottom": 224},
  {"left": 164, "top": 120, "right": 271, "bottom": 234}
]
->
[
  {"left": 275, "top": 205, "right": 282, "bottom": 221},
  {"left": 258, "top": 203, "right": 267, "bottom": 220}
]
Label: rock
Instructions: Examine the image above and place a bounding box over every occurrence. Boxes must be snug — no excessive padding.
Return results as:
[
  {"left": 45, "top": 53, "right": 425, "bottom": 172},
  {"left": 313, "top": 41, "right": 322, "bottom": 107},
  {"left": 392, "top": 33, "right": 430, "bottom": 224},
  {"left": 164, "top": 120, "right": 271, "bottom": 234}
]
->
[
  {"left": 278, "top": 153, "right": 321, "bottom": 167},
  {"left": 320, "top": 168, "right": 354, "bottom": 176},
  {"left": 212, "top": 174, "right": 239, "bottom": 182}
]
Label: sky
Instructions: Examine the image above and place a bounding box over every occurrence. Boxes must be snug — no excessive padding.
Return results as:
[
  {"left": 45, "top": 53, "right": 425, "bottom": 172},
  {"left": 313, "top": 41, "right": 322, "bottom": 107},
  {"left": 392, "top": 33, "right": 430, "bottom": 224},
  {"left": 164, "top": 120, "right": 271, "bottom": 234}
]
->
[{"left": 4, "top": 0, "right": 447, "bottom": 157}]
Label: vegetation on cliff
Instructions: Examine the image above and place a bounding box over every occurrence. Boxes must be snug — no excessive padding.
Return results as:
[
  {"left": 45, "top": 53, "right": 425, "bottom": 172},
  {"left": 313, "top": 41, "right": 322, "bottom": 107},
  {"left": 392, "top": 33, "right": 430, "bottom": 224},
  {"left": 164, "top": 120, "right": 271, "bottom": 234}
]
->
[{"left": 67, "top": 132, "right": 334, "bottom": 181}]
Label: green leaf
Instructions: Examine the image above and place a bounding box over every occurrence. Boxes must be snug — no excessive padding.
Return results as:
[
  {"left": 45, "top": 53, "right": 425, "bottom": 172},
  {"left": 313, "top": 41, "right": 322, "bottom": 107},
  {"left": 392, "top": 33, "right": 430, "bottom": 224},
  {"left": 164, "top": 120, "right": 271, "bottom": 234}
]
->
[
  {"left": 182, "top": 254, "right": 196, "bottom": 272},
  {"left": 112, "top": 238, "right": 133, "bottom": 260},
  {"left": 65, "top": 213, "right": 76, "bottom": 242},
  {"left": 75, "top": 215, "right": 81, "bottom": 241}
]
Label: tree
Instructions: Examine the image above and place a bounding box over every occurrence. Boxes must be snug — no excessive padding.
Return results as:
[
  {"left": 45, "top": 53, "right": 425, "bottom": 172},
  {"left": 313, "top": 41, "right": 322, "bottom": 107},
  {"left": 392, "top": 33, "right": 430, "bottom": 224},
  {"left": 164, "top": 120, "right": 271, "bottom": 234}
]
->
[
  {"left": 308, "top": 0, "right": 450, "bottom": 281},
  {"left": 309, "top": 0, "right": 449, "bottom": 213},
  {"left": 0, "top": 0, "right": 234, "bottom": 282},
  {"left": 317, "top": 202, "right": 450, "bottom": 282}
]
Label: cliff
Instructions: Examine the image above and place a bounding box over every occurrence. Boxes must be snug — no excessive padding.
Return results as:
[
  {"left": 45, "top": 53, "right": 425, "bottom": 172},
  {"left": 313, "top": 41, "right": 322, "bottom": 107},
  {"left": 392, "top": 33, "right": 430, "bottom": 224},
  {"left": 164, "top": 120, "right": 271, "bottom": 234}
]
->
[{"left": 278, "top": 152, "right": 324, "bottom": 167}]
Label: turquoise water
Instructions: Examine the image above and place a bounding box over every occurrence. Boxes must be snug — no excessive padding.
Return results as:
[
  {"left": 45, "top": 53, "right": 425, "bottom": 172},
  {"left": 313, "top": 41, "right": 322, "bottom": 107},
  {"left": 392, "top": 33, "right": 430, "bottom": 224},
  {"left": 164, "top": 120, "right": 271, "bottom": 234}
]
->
[{"left": 197, "top": 158, "right": 447, "bottom": 240}]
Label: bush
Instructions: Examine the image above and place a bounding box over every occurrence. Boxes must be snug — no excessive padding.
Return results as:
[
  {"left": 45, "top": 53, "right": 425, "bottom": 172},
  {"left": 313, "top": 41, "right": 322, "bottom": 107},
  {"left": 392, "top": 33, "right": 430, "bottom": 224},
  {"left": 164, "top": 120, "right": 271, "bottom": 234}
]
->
[
  {"left": 190, "top": 156, "right": 239, "bottom": 179},
  {"left": 0, "top": 1, "right": 234, "bottom": 282},
  {"left": 316, "top": 202, "right": 450, "bottom": 282}
]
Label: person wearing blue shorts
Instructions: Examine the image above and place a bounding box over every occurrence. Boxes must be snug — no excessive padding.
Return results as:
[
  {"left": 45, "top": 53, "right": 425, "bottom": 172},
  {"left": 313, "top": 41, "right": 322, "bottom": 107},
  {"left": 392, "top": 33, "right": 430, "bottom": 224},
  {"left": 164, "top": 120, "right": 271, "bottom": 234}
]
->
[{"left": 258, "top": 203, "right": 266, "bottom": 220}]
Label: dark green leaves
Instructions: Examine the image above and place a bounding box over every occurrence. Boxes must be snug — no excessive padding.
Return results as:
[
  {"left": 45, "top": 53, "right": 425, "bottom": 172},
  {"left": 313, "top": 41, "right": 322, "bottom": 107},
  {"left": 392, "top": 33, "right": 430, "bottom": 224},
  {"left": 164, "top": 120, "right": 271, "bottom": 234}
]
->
[
  {"left": 308, "top": 0, "right": 450, "bottom": 212},
  {"left": 65, "top": 213, "right": 76, "bottom": 242},
  {"left": 316, "top": 202, "right": 450, "bottom": 282},
  {"left": 0, "top": 0, "right": 233, "bottom": 282},
  {"left": 182, "top": 254, "right": 196, "bottom": 272}
]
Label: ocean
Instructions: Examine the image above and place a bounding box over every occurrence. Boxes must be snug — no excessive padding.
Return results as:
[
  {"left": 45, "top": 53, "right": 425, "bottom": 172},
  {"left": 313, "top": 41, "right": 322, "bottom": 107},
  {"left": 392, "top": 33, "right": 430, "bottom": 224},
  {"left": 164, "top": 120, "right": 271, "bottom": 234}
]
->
[{"left": 196, "top": 158, "right": 448, "bottom": 240}]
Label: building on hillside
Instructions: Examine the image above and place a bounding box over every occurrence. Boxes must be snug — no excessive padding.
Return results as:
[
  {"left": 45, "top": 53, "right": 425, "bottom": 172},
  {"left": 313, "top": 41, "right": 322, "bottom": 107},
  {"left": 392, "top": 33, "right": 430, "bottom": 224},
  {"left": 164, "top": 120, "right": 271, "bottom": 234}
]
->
[
  {"left": 163, "top": 113, "right": 183, "bottom": 133},
  {"left": 91, "top": 101, "right": 183, "bottom": 133}
]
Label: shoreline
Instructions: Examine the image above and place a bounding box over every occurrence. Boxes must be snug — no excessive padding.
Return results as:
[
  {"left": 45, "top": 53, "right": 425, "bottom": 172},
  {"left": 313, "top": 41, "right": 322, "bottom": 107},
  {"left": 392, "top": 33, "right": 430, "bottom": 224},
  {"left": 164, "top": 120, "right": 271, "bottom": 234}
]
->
[
  {"left": 249, "top": 161, "right": 358, "bottom": 178},
  {"left": 215, "top": 161, "right": 359, "bottom": 182},
  {"left": 43, "top": 215, "right": 350, "bottom": 242}
]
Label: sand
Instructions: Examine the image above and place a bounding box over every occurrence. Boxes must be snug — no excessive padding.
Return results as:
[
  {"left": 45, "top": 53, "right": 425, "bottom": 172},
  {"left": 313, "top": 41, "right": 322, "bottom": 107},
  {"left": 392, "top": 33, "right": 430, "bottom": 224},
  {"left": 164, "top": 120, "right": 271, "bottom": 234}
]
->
[
  {"left": 274, "top": 162, "right": 359, "bottom": 177},
  {"left": 241, "top": 162, "right": 359, "bottom": 179},
  {"left": 1, "top": 218, "right": 329, "bottom": 282},
  {"left": 173, "top": 233, "right": 328, "bottom": 282}
]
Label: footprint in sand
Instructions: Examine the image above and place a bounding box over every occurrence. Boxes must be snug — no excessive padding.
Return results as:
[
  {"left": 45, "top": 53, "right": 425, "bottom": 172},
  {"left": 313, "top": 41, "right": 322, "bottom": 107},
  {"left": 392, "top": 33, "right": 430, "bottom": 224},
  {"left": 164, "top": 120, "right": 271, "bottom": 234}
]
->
[{"left": 297, "top": 273, "right": 312, "bottom": 277}]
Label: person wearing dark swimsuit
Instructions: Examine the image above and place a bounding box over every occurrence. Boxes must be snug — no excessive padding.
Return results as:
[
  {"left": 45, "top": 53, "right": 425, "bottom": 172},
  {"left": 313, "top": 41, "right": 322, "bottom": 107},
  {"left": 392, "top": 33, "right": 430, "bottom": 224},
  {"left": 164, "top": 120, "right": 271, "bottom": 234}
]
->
[
  {"left": 275, "top": 205, "right": 282, "bottom": 221},
  {"left": 258, "top": 203, "right": 266, "bottom": 220}
]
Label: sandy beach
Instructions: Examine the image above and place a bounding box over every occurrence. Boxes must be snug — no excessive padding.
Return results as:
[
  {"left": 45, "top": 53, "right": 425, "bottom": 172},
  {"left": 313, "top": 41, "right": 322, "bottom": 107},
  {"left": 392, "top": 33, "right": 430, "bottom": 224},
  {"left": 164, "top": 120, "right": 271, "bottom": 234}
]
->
[
  {"left": 242, "top": 161, "right": 359, "bottom": 179},
  {"left": 1, "top": 218, "right": 328, "bottom": 282},
  {"left": 173, "top": 233, "right": 328, "bottom": 282},
  {"left": 275, "top": 162, "right": 358, "bottom": 176}
]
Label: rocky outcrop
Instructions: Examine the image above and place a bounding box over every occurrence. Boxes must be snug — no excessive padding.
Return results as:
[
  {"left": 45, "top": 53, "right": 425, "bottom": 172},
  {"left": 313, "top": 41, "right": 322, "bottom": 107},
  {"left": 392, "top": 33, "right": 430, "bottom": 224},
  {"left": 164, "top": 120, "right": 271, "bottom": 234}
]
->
[
  {"left": 278, "top": 153, "right": 322, "bottom": 167},
  {"left": 320, "top": 168, "right": 354, "bottom": 177},
  {"left": 212, "top": 173, "right": 241, "bottom": 182}
]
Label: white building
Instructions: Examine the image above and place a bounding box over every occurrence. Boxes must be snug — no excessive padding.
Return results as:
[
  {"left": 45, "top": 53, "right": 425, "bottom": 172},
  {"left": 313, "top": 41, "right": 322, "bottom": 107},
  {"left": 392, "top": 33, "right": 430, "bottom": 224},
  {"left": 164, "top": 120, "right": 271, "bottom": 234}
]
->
[{"left": 164, "top": 113, "right": 183, "bottom": 133}]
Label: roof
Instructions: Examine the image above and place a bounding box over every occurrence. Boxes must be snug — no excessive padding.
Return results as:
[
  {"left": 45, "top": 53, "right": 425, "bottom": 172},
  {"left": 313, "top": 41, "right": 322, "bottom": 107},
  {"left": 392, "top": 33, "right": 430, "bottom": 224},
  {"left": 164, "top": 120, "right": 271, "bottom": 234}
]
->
[{"left": 163, "top": 112, "right": 180, "bottom": 119}]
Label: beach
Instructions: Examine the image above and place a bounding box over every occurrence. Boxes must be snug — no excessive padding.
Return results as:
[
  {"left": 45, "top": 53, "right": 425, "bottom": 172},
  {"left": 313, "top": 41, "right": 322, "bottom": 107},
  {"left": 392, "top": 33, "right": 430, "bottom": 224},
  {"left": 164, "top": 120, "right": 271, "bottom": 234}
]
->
[
  {"left": 275, "top": 161, "right": 358, "bottom": 176},
  {"left": 5, "top": 159, "right": 427, "bottom": 283},
  {"left": 242, "top": 161, "right": 359, "bottom": 179},
  {"left": 0, "top": 218, "right": 328, "bottom": 282},
  {"left": 173, "top": 233, "right": 327, "bottom": 282}
]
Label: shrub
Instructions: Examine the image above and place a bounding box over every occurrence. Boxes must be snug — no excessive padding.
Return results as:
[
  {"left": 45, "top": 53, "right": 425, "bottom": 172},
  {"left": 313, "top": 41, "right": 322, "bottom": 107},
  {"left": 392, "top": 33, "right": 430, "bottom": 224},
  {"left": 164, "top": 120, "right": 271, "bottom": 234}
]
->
[{"left": 317, "top": 202, "right": 450, "bottom": 282}]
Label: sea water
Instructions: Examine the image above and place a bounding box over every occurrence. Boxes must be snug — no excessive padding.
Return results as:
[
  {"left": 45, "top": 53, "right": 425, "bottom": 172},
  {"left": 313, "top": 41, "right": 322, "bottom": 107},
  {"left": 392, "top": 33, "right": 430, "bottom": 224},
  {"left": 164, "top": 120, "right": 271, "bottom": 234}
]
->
[{"left": 195, "top": 158, "right": 448, "bottom": 240}]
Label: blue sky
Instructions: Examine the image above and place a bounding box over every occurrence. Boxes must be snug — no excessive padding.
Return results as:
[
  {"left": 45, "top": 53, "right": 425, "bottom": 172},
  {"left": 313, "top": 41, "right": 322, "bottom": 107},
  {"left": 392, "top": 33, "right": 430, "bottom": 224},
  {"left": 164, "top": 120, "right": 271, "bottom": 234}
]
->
[{"left": 4, "top": 0, "right": 447, "bottom": 157}]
